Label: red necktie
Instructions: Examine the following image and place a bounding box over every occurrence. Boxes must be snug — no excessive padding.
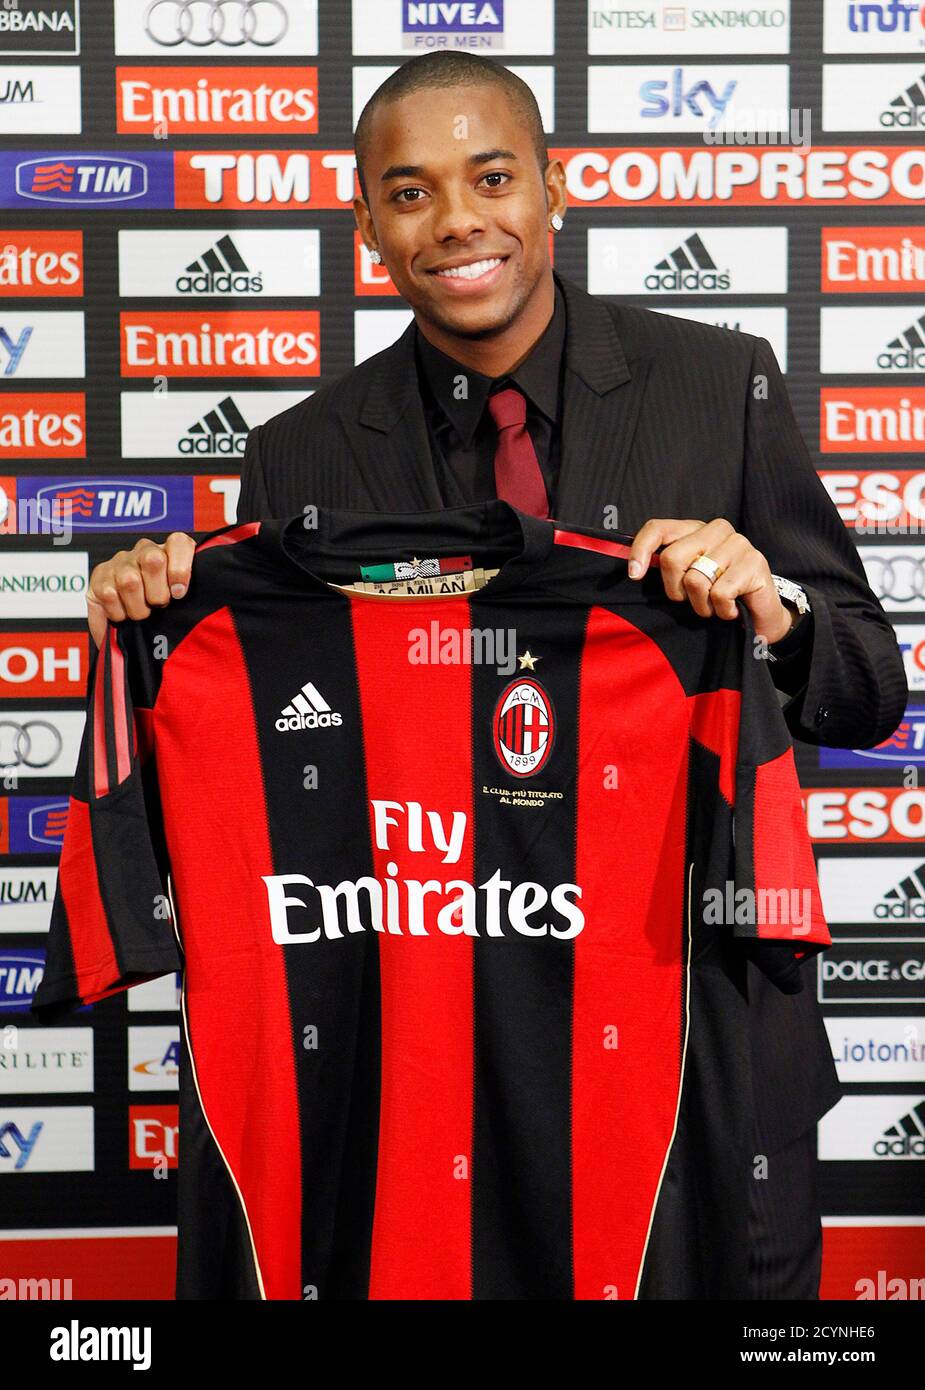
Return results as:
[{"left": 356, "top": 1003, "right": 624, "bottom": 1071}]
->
[{"left": 487, "top": 387, "right": 549, "bottom": 519}]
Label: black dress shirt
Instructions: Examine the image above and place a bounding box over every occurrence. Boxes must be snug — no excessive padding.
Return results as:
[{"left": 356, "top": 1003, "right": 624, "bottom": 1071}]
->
[
  {"left": 413, "top": 279, "right": 813, "bottom": 681},
  {"left": 414, "top": 279, "right": 567, "bottom": 510}
]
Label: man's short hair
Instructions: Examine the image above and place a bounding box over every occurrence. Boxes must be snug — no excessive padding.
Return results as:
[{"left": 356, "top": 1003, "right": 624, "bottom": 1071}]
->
[{"left": 355, "top": 51, "right": 549, "bottom": 204}]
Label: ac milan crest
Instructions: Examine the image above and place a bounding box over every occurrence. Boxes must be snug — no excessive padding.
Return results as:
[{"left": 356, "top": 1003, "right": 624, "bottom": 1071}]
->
[{"left": 492, "top": 678, "right": 555, "bottom": 778}]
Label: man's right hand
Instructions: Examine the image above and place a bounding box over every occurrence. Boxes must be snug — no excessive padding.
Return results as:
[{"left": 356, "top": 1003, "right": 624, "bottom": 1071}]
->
[{"left": 87, "top": 533, "right": 197, "bottom": 649}]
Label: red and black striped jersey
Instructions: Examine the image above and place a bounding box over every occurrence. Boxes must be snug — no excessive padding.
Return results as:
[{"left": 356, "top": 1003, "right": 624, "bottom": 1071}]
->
[{"left": 32, "top": 500, "right": 831, "bottom": 1301}]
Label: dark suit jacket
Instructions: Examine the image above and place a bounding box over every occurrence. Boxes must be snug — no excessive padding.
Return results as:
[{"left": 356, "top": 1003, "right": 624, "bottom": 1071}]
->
[{"left": 236, "top": 267, "right": 908, "bottom": 1155}]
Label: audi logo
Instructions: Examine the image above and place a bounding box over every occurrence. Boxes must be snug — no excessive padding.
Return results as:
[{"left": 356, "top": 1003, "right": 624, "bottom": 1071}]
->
[
  {"left": 0, "top": 721, "right": 64, "bottom": 770},
  {"left": 862, "top": 553, "right": 925, "bottom": 606},
  {"left": 145, "top": 0, "right": 289, "bottom": 47}
]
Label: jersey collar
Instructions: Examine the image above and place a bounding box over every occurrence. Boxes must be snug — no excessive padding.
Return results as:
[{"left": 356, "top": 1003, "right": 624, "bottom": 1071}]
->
[{"left": 261, "top": 501, "right": 556, "bottom": 599}]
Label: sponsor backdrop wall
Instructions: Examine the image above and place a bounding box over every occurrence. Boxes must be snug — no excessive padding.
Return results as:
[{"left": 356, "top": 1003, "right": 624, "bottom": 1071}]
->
[{"left": 1, "top": 0, "right": 924, "bottom": 1300}]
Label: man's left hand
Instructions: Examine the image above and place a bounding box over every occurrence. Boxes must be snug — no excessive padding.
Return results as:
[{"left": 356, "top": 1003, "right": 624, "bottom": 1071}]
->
[{"left": 626, "top": 517, "right": 795, "bottom": 645}]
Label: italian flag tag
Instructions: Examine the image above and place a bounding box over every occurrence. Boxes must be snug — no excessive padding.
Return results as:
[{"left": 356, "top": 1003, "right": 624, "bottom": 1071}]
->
[{"left": 360, "top": 556, "right": 474, "bottom": 582}]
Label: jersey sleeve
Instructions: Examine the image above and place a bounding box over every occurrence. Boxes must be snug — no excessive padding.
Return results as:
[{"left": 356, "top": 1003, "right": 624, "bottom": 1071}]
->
[
  {"left": 731, "top": 600, "right": 832, "bottom": 991},
  {"left": 30, "top": 622, "right": 182, "bottom": 1021}
]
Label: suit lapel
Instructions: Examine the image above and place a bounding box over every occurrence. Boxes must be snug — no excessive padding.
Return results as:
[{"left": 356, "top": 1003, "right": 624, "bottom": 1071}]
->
[
  {"left": 337, "top": 269, "right": 653, "bottom": 526},
  {"left": 338, "top": 320, "right": 446, "bottom": 510},
  {"left": 551, "top": 270, "right": 653, "bottom": 530}
]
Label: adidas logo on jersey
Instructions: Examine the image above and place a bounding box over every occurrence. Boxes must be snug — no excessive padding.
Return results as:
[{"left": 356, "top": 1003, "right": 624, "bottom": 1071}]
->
[{"left": 276, "top": 681, "right": 342, "bottom": 732}]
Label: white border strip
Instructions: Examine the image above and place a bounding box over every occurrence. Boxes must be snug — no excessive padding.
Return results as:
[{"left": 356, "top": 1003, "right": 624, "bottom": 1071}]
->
[
  {"left": 822, "top": 1216, "right": 925, "bottom": 1227},
  {"left": 633, "top": 858, "right": 695, "bottom": 1298},
  {"left": 171, "top": 873, "right": 269, "bottom": 1299},
  {"left": 0, "top": 1228, "right": 176, "bottom": 1240}
]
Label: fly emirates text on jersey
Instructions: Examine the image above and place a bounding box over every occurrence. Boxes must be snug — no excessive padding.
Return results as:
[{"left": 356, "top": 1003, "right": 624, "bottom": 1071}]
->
[{"left": 261, "top": 800, "right": 585, "bottom": 943}]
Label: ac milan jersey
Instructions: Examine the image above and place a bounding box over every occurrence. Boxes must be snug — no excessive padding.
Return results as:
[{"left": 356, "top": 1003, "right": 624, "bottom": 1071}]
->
[{"left": 32, "top": 501, "right": 831, "bottom": 1301}]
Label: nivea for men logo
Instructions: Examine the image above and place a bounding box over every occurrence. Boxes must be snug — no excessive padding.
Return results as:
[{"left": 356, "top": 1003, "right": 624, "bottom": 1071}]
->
[
  {"left": 0, "top": 950, "right": 45, "bottom": 1010},
  {"left": 402, "top": 2, "right": 504, "bottom": 34}
]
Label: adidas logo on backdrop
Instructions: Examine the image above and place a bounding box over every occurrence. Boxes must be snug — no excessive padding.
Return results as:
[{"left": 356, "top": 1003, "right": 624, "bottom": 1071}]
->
[
  {"left": 880, "top": 72, "right": 925, "bottom": 129},
  {"left": 880, "top": 310, "right": 925, "bottom": 371},
  {"left": 878, "top": 862, "right": 925, "bottom": 919},
  {"left": 646, "top": 233, "right": 731, "bottom": 292},
  {"left": 874, "top": 1100, "right": 925, "bottom": 1158},
  {"left": 176, "top": 236, "right": 262, "bottom": 295},
  {"left": 182, "top": 395, "right": 250, "bottom": 456}
]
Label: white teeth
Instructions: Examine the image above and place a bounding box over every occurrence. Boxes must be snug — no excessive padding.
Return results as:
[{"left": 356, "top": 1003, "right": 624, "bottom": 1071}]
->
[{"left": 436, "top": 258, "right": 503, "bottom": 280}]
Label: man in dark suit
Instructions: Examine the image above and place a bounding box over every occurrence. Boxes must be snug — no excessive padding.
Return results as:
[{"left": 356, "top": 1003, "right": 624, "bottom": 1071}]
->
[{"left": 87, "top": 51, "right": 907, "bottom": 1298}]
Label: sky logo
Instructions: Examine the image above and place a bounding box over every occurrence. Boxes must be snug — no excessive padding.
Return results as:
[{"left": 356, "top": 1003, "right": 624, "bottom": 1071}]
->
[
  {"left": 0, "top": 325, "right": 32, "bottom": 375},
  {"left": 0, "top": 1121, "right": 43, "bottom": 1171},
  {"left": 639, "top": 69, "right": 738, "bottom": 129}
]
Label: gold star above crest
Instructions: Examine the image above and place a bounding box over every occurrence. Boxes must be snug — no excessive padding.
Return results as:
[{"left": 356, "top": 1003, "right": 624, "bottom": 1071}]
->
[{"left": 518, "top": 650, "right": 540, "bottom": 670}]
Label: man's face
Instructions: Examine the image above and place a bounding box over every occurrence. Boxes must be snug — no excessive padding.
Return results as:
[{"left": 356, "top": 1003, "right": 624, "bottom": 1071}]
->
[{"left": 355, "top": 84, "right": 563, "bottom": 341}]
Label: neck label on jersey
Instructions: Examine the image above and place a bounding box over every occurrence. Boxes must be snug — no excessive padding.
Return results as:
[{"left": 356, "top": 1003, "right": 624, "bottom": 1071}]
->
[
  {"left": 360, "top": 556, "right": 473, "bottom": 582},
  {"left": 334, "top": 566, "right": 500, "bottom": 598}
]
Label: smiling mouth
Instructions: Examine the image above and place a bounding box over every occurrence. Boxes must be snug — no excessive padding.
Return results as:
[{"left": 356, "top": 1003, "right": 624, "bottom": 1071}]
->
[{"left": 429, "top": 256, "right": 508, "bottom": 282}]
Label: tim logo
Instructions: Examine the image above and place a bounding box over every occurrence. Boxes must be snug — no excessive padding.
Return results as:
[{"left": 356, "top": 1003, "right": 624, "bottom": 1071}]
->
[
  {"left": 403, "top": 2, "right": 504, "bottom": 35},
  {"left": 27, "top": 800, "right": 68, "bottom": 848},
  {"left": 16, "top": 156, "right": 147, "bottom": 204},
  {"left": 0, "top": 950, "right": 45, "bottom": 1010},
  {"left": 32, "top": 481, "right": 168, "bottom": 527},
  {"left": 492, "top": 678, "right": 554, "bottom": 779}
]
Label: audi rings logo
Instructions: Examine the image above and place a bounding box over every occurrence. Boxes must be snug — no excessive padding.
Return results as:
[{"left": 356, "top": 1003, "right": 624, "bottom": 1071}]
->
[
  {"left": 862, "top": 552, "right": 925, "bottom": 606},
  {"left": 145, "top": 0, "right": 289, "bottom": 47},
  {"left": 0, "top": 721, "right": 63, "bottom": 770}
]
